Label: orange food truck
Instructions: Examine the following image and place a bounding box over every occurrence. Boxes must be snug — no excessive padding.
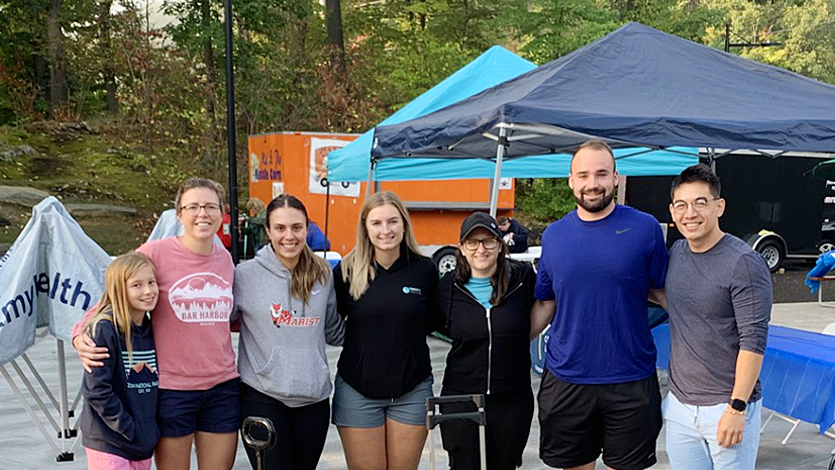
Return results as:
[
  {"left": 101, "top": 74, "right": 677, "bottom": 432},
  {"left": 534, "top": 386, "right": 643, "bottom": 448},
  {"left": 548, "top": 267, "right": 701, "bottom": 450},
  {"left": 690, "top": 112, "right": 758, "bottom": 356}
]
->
[{"left": 248, "top": 131, "right": 515, "bottom": 271}]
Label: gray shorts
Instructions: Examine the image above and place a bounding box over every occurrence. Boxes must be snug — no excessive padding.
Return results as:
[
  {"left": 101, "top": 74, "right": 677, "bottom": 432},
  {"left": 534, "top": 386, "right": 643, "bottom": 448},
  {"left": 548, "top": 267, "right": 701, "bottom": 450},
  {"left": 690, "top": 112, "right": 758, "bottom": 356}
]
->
[{"left": 332, "top": 373, "right": 434, "bottom": 428}]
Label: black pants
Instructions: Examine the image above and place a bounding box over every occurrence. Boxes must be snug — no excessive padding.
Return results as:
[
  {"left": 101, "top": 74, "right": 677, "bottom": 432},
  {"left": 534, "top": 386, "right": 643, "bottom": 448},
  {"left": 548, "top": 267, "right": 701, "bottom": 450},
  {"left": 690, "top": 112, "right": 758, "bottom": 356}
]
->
[
  {"left": 240, "top": 383, "right": 330, "bottom": 470},
  {"left": 439, "top": 386, "right": 534, "bottom": 470}
]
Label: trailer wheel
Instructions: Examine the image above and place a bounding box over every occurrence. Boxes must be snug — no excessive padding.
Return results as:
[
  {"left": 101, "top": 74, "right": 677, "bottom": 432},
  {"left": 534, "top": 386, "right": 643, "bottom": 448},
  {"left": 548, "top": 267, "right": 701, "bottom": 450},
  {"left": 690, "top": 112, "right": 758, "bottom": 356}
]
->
[
  {"left": 433, "top": 247, "right": 458, "bottom": 276},
  {"left": 757, "top": 240, "right": 784, "bottom": 272}
]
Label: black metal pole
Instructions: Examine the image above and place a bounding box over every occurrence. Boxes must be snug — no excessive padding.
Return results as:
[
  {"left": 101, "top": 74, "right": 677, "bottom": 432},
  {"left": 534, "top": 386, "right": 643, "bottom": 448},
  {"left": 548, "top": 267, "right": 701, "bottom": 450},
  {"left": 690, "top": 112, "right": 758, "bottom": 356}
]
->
[
  {"left": 324, "top": 181, "right": 330, "bottom": 256},
  {"left": 223, "top": 0, "right": 240, "bottom": 264}
]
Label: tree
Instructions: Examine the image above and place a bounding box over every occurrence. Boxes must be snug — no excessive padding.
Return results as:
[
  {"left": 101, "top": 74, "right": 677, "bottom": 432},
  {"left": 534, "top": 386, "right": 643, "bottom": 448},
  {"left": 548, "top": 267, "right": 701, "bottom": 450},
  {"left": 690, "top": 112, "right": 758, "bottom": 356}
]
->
[
  {"left": 99, "top": 0, "right": 118, "bottom": 113},
  {"left": 703, "top": 0, "right": 835, "bottom": 85},
  {"left": 47, "top": 0, "right": 68, "bottom": 115},
  {"left": 325, "top": 0, "right": 346, "bottom": 75}
]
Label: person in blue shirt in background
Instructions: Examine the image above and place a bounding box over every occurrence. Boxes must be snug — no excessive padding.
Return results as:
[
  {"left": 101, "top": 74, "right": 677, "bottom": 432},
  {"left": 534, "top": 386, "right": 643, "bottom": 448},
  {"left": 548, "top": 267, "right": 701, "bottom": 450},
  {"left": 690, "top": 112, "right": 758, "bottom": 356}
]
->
[
  {"left": 306, "top": 221, "right": 330, "bottom": 251},
  {"left": 530, "top": 139, "right": 667, "bottom": 470}
]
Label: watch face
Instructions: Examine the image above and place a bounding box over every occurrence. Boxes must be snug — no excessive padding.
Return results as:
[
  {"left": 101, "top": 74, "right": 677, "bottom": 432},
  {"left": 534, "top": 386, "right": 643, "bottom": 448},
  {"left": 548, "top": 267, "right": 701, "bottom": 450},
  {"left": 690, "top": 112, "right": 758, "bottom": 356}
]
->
[{"left": 730, "top": 399, "right": 747, "bottom": 411}]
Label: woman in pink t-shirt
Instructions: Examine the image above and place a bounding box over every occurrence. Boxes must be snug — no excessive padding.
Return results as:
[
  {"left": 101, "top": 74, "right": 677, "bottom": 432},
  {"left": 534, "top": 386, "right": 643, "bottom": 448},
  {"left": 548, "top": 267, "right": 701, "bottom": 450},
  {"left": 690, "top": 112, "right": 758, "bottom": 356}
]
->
[{"left": 73, "top": 178, "right": 239, "bottom": 470}]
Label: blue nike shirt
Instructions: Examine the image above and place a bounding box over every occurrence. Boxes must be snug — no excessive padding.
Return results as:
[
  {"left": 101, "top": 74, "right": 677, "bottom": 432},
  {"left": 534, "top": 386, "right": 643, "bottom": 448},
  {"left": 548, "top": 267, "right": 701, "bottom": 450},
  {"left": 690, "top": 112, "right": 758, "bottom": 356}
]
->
[{"left": 535, "top": 204, "right": 667, "bottom": 384}]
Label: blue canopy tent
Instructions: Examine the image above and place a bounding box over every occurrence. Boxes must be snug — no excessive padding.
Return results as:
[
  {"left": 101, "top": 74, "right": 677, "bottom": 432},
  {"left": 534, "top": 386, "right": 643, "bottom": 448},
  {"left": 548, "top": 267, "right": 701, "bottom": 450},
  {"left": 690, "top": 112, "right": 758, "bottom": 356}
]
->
[
  {"left": 327, "top": 44, "right": 696, "bottom": 191},
  {"left": 371, "top": 22, "right": 835, "bottom": 214}
]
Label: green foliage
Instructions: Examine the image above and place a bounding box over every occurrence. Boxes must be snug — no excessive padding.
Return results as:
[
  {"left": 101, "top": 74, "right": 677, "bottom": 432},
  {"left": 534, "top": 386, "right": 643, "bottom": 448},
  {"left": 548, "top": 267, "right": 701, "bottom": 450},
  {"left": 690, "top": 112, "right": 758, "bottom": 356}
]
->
[
  {"left": 703, "top": 0, "right": 835, "bottom": 85},
  {"left": 0, "top": 0, "right": 833, "bottom": 234},
  {"left": 515, "top": 178, "right": 576, "bottom": 230},
  {"left": 0, "top": 0, "right": 49, "bottom": 122},
  {"left": 0, "top": 122, "right": 185, "bottom": 253}
]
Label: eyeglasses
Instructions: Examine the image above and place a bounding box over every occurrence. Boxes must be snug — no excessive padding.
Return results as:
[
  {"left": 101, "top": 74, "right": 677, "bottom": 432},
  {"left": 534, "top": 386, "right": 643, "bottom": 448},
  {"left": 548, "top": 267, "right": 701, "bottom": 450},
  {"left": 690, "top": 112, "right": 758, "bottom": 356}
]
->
[
  {"left": 672, "top": 197, "right": 719, "bottom": 214},
  {"left": 180, "top": 203, "right": 222, "bottom": 215},
  {"left": 463, "top": 238, "right": 499, "bottom": 250}
]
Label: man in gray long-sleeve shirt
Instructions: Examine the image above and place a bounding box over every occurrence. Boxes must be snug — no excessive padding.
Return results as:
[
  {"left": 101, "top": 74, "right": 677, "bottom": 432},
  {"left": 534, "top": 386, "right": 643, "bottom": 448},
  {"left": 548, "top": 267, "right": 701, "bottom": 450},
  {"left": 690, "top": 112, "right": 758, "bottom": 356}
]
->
[{"left": 663, "top": 164, "right": 772, "bottom": 470}]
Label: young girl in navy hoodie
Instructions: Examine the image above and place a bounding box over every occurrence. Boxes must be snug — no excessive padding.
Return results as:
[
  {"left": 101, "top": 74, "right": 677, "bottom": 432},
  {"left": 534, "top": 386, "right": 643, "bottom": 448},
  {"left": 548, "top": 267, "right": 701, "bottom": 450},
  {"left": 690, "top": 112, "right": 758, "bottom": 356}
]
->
[{"left": 81, "top": 252, "right": 160, "bottom": 470}]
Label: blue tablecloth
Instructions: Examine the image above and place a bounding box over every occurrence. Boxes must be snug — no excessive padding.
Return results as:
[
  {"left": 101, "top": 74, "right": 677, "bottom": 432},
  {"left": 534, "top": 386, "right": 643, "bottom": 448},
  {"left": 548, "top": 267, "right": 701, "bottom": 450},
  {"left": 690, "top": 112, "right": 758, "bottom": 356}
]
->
[
  {"left": 653, "top": 323, "right": 835, "bottom": 434},
  {"left": 651, "top": 323, "right": 670, "bottom": 370}
]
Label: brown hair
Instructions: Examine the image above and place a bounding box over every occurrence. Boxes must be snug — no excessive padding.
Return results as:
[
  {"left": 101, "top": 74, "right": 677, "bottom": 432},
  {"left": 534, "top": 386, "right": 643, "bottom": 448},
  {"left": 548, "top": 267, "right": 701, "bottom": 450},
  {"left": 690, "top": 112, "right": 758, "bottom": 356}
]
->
[
  {"left": 454, "top": 236, "right": 511, "bottom": 305},
  {"left": 175, "top": 177, "right": 225, "bottom": 212},
  {"left": 246, "top": 198, "right": 266, "bottom": 216},
  {"left": 570, "top": 139, "right": 616, "bottom": 173},
  {"left": 266, "top": 195, "right": 331, "bottom": 303}
]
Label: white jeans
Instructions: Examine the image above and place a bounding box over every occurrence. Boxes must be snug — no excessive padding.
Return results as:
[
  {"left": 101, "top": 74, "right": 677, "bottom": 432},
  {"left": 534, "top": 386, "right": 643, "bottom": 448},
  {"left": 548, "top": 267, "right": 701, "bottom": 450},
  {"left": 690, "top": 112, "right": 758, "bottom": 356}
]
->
[{"left": 663, "top": 393, "right": 762, "bottom": 470}]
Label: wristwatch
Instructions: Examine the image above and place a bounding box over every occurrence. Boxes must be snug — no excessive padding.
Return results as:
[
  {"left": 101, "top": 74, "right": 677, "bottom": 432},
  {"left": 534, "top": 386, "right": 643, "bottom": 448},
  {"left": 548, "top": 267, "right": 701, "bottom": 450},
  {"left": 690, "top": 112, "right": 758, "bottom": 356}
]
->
[{"left": 729, "top": 398, "right": 747, "bottom": 412}]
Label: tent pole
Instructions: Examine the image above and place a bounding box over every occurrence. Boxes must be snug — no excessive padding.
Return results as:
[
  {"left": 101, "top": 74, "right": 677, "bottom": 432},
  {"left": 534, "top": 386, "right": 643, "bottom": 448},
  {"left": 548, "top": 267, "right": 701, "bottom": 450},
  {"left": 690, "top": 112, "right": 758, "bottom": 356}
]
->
[
  {"left": 617, "top": 175, "right": 627, "bottom": 206},
  {"left": 57, "top": 339, "right": 70, "bottom": 444},
  {"left": 489, "top": 126, "right": 508, "bottom": 218},
  {"left": 0, "top": 364, "right": 63, "bottom": 457},
  {"left": 324, "top": 180, "right": 330, "bottom": 256},
  {"left": 365, "top": 159, "right": 374, "bottom": 198}
]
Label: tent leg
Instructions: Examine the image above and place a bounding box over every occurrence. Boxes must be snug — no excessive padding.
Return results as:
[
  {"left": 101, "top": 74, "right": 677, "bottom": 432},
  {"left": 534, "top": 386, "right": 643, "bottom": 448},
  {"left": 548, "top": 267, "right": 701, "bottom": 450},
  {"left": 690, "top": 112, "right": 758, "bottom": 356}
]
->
[
  {"left": 57, "top": 339, "right": 72, "bottom": 444},
  {"left": 22, "top": 353, "right": 61, "bottom": 412},
  {"left": 71, "top": 382, "right": 82, "bottom": 420},
  {"left": 70, "top": 430, "right": 84, "bottom": 454},
  {"left": 0, "top": 364, "right": 63, "bottom": 457},
  {"left": 489, "top": 127, "right": 508, "bottom": 218},
  {"left": 10, "top": 359, "right": 61, "bottom": 432}
]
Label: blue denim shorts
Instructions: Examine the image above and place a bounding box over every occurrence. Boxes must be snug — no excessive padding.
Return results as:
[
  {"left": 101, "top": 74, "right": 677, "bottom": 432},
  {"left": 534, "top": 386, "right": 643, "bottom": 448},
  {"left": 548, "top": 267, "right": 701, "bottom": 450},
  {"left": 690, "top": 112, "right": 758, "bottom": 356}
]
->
[
  {"left": 157, "top": 378, "right": 241, "bottom": 437},
  {"left": 332, "top": 374, "right": 433, "bottom": 428}
]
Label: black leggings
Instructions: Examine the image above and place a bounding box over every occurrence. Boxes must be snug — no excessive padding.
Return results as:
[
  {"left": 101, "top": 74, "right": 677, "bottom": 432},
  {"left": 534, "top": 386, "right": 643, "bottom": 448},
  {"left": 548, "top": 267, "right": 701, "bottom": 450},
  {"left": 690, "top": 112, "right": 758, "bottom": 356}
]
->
[
  {"left": 240, "top": 383, "right": 330, "bottom": 470},
  {"left": 439, "top": 387, "right": 534, "bottom": 470}
]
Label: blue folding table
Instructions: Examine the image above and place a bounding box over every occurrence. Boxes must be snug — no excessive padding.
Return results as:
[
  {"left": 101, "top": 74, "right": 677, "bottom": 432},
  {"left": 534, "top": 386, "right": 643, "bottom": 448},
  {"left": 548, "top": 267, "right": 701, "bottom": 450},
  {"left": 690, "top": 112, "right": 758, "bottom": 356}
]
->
[{"left": 653, "top": 323, "right": 835, "bottom": 442}]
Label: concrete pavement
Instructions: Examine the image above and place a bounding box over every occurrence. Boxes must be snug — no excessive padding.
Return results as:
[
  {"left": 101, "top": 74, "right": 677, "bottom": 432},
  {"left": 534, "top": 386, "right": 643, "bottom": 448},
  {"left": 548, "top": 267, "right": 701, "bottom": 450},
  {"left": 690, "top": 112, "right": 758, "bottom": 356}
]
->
[{"left": 2, "top": 301, "right": 835, "bottom": 469}]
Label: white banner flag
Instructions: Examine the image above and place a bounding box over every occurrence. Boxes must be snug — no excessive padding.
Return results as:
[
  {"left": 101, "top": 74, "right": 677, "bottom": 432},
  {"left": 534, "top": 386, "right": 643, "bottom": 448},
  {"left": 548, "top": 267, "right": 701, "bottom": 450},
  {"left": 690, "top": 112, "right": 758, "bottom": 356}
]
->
[{"left": 0, "top": 197, "right": 112, "bottom": 364}]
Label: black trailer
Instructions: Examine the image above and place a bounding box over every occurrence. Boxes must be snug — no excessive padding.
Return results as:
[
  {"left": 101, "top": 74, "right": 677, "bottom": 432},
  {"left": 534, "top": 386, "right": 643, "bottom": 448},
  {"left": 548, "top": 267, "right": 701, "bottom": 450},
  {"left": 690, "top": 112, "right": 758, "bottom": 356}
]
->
[{"left": 625, "top": 152, "right": 835, "bottom": 271}]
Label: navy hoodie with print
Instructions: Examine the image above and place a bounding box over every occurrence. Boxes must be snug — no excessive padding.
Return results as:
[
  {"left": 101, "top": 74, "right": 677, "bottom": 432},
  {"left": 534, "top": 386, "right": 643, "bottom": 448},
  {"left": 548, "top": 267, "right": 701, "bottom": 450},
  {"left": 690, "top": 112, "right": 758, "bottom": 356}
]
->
[{"left": 81, "top": 316, "right": 159, "bottom": 461}]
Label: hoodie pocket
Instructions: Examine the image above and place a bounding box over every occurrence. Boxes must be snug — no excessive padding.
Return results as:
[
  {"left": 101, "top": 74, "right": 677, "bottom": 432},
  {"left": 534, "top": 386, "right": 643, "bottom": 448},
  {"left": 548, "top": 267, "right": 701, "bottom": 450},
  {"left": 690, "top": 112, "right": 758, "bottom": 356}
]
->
[
  {"left": 131, "top": 419, "right": 160, "bottom": 456},
  {"left": 255, "top": 346, "right": 331, "bottom": 402}
]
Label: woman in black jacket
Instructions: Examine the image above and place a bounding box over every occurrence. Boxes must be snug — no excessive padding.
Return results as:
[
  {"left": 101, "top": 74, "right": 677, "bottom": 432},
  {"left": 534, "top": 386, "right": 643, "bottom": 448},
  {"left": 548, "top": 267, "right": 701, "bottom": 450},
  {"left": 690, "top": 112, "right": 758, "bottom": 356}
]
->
[
  {"left": 332, "top": 191, "right": 437, "bottom": 470},
  {"left": 433, "top": 212, "right": 536, "bottom": 470}
]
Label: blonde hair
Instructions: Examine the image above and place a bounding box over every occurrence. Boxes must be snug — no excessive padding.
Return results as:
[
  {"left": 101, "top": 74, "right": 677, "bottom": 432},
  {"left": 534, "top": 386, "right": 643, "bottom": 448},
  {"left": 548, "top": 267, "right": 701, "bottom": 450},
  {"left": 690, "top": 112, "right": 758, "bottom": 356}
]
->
[
  {"left": 175, "top": 177, "right": 224, "bottom": 212},
  {"left": 341, "top": 191, "right": 421, "bottom": 300},
  {"left": 84, "top": 252, "right": 156, "bottom": 363},
  {"left": 246, "top": 198, "right": 266, "bottom": 216},
  {"left": 266, "top": 195, "right": 331, "bottom": 303}
]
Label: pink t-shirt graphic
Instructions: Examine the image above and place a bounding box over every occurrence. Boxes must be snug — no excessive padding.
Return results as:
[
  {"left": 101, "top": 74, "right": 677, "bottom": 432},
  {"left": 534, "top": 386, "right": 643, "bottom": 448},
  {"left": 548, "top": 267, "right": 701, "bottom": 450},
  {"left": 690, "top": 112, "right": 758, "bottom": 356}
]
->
[{"left": 169, "top": 273, "right": 233, "bottom": 323}]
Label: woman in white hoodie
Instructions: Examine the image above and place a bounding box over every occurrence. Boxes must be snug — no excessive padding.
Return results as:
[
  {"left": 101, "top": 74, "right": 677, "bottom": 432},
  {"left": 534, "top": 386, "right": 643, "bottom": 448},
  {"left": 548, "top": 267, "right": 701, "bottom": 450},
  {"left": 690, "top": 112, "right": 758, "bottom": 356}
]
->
[{"left": 232, "top": 194, "right": 344, "bottom": 470}]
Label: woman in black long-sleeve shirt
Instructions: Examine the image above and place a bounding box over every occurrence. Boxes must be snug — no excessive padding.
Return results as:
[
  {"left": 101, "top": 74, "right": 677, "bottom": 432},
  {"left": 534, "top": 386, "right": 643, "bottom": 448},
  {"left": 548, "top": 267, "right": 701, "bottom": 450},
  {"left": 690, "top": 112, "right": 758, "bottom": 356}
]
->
[
  {"left": 332, "top": 191, "right": 437, "bottom": 470},
  {"left": 433, "top": 212, "right": 536, "bottom": 470}
]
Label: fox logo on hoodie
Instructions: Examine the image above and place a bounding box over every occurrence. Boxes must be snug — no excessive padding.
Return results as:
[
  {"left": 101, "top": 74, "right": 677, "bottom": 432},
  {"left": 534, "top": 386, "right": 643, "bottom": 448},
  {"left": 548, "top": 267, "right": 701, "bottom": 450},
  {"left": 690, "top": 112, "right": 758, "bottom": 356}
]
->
[{"left": 270, "top": 302, "right": 320, "bottom": 328}]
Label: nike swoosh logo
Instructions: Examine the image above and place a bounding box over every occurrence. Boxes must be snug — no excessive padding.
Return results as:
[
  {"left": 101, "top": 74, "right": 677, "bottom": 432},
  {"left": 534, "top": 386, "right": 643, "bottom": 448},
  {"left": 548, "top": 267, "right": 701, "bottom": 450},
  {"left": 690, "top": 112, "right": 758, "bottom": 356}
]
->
[
  {"left": 311, "top": 289, "right": 321, "bottom": 295},
  {"left": 616, "top": 228, "right": 632, "bottom": 235}
]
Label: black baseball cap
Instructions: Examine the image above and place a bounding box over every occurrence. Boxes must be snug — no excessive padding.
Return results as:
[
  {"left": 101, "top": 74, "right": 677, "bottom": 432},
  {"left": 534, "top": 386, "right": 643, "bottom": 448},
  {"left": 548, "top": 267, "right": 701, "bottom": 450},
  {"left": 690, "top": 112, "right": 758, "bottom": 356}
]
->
[{"left": 460, "top": 212, "right": 502, "bottom": 241}]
